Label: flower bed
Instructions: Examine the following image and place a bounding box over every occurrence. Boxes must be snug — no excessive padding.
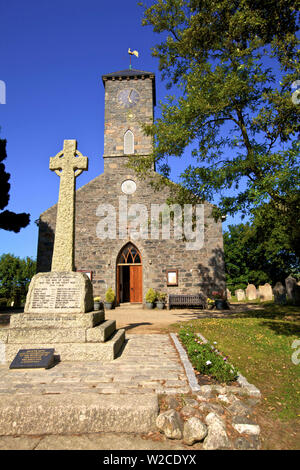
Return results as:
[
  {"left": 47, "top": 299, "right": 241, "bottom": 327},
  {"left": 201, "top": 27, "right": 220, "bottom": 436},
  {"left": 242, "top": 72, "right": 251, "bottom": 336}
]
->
[{"left": 178, "top": 325, "right": 238, "bottom": 384}]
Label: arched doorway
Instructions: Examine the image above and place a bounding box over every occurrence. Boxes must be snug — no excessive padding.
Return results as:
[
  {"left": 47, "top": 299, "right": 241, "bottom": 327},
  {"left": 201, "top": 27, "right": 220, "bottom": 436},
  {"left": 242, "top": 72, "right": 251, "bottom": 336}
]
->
[{"left": 116, "top": 243, "right": 142, "bottom": 304}]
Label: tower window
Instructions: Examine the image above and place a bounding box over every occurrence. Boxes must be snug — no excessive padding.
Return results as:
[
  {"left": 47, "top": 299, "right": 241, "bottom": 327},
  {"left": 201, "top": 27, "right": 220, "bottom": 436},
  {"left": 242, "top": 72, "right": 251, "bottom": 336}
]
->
[{"left": 124, "top": 130, "right": 134, "bottom": 155}]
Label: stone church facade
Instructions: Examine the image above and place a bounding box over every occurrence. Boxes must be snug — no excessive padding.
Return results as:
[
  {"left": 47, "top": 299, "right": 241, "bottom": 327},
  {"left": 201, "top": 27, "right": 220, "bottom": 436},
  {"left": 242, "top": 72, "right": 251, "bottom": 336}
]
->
[{"left": 37, "top": 68, "right": 225, "bottom": 305}]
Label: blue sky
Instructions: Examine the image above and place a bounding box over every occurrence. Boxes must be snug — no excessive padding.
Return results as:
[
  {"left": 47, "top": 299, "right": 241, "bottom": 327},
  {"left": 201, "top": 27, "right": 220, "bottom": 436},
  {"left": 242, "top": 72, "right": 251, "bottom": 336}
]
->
[{"left": 0, "top": 0, "right": 241, "bottom": 260}]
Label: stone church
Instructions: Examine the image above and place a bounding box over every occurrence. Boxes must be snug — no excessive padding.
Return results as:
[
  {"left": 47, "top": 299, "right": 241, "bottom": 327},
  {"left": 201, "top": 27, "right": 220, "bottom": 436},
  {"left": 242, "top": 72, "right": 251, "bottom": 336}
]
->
[{"left": 36, "top": 68, "right": 225, "bottom": 305}]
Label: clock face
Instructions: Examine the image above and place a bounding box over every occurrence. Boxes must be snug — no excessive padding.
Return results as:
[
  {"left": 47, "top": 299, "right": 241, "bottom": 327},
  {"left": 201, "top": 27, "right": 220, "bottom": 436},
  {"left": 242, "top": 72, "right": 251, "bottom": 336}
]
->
[{"left": 117, "top": 88, "right": 140, "bottom": 109}]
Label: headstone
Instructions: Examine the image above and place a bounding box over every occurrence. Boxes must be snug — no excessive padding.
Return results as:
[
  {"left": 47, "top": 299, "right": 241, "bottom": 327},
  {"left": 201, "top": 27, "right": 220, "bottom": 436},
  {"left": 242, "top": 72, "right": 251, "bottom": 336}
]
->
[
  {"left": 258, "top": 283, "right": 273, "bottom": 301},
  {"left": 273, "top": 282, "right": 287, "bottom": 305},
  {"left": 246, "top": 284, "right": 257, "bottom": 300},
  {"left": 226, "top": 288, "right": 232, "bottom": 300},
  {"left": 9, "top": 348, "right": 55, "bottom": 369},
  {"left": 285, "top": 276, "right": 300, "bottom": 305},
  {"left": 235, "top": 289, "right": 246, "bottom": 301}
]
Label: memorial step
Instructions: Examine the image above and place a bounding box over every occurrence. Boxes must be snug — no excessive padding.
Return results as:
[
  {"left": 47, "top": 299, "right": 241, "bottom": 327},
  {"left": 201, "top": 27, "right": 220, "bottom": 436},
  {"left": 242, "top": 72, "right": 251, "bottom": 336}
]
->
[
  {"left": 5, "top": 328, "right": 126, "bottom": 362},
  {"left": 9, "top": 311, "right": 105, "bottom": 329},
  {"left": 0, "top": 392, "right": 158, "bottom": 435}
]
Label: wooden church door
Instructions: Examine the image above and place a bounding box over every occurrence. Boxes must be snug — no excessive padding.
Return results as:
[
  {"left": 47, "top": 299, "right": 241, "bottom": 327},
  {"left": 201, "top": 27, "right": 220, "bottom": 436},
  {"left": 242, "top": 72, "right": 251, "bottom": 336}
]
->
[{"left": 130, "top": 265, "right": 142, "bottom": 303}]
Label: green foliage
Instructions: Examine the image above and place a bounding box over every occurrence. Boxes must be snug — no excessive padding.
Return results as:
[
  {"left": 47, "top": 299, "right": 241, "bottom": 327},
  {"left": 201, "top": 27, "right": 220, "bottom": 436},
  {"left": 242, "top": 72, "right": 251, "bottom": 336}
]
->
[
  {"left": 178, "top": 324, "right": 238, "bottom": 384},
  {"left": 156, "top": 291, "right": 167, "bottom": 302},
  {"left": 135, "top": 0, "right": 300, "bottom": 254},
  {"left": 105, "top": 288, "right": 115, "bottom": 303},
  {"left": 145, "top": 288, "right": 157, "bottom": 303},
  {"left": 224, "top": 221, "right": 300, "bottom": 292},
  {"left": 0, "top": 139, "right": 30, "bottom": 232},
  {"left": 0, "top": 253, "right": 36, "bottom": 303}
]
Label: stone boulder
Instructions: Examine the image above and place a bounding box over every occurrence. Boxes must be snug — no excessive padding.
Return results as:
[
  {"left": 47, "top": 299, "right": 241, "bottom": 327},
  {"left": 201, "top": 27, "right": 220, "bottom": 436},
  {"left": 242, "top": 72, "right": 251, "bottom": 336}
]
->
[
  {"left": 183, "top": 417, "right": 208, "bottom": 446},
  {"left": 156, "top": 409, "right": 183, "bottom": 440},
  {"left": 203, "top": 412, "right": 231, "bottom": 450}
]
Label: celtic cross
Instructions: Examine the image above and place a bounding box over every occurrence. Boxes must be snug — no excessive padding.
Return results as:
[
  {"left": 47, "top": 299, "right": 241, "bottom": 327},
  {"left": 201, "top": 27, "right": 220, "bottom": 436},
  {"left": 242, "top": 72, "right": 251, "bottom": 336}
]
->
[{"left": 49, "top": 140, "right": 88, "bottom": 272}]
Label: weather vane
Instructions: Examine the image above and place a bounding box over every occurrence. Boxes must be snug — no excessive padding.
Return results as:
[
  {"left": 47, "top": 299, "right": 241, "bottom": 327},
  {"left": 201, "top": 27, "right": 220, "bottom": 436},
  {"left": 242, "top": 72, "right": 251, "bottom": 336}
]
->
[{"left": 128, "top": 48, "right": 139, "bottom": 69}]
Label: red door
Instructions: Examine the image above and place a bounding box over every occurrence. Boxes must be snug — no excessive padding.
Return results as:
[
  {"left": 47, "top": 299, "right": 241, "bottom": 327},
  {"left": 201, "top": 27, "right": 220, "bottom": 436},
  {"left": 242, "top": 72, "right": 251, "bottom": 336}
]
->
[{"left": 130, "top": 265, "right": 142, "bottom": 303}]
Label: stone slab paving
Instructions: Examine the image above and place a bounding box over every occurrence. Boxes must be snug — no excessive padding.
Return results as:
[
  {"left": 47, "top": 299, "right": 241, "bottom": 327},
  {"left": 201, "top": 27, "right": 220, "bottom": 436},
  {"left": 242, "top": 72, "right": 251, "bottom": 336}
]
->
[{"left": 0, "top": 334, "right": 189, "bottom": 398}]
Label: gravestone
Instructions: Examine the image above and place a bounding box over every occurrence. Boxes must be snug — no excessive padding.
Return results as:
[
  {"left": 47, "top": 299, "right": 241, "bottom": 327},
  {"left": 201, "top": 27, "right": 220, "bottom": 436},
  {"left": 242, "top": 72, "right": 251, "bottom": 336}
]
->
[
  {"left": 258, "top": 283, "right": 273, "bottom": 301},
  {"left": 4, "top": 140, "right": 125, "bottom": 363},
  {"left": 273, "top": 282, "right": 286, "bottom": 305},
  {"left": 226, "top": 288, "right": 232, "bottom": 300},
  {"left": 285, "top": 276, "right": 300, "bottom": 306},
  {"left": 246, "top": 284, "right": 257, "bottom": 301},
  {"left": 235, "top": 289, "right": 246, "bottom": 301}
]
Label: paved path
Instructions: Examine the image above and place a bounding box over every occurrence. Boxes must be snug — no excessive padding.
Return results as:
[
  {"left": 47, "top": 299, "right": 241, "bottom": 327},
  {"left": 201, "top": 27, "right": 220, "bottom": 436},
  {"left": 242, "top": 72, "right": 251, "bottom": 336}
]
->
[{"left": 0, "top": 334, "right": 189, "bottom": 397}]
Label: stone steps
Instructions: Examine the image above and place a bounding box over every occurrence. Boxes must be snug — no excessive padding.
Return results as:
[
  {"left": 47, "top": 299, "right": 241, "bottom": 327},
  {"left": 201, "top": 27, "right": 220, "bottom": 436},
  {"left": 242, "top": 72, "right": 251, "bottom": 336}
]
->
[
  {"left": 3, "top": 310, "right": 125, "bottom": 362},
  {"left": 5, "top": 328, "right": 126, "bottom": 362},
  {"left": 0, "top": 392, "right": 158, "bottom": 435}
]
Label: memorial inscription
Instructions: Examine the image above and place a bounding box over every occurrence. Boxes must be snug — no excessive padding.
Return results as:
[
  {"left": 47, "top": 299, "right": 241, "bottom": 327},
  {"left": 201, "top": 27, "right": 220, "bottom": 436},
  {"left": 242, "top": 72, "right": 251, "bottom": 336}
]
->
[
  {"left": 9, "top": 348, "right": 55, "bottom": 369},
  {"left": 29, "top": 273, "right": 81, "bottom": 310}
]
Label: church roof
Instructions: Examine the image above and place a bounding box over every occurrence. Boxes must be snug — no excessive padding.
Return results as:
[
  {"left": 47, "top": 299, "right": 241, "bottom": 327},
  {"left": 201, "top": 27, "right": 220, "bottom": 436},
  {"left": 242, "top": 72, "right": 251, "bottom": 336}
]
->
[
  {"left": 102, "top": 68, "right": 155, "bottom": 80},
  {"left": 102, "top": 68, "right": 156, "bottom": 105}
]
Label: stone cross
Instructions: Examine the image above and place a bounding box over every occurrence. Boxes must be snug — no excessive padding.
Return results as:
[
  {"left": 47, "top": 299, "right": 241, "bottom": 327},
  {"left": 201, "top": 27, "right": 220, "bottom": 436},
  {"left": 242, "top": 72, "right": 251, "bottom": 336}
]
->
[{"left": 49, "top": 140, "right": 88, "bottom": 271}]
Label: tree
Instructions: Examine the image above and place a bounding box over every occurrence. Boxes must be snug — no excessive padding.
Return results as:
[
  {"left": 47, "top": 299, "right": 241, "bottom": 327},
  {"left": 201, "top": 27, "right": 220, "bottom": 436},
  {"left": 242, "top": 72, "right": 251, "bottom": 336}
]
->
[
  {"left": 0, "top": 138, "right": 30, "bottom": 232},
  {"left": 0, "top": 253, "right": 36, "bottom": 305},
  {"left": 224, "top": 221, "right": 300, "bottom": 292},
  {"left": 133, "top": 0, "right": 300, "bottom": 254}
]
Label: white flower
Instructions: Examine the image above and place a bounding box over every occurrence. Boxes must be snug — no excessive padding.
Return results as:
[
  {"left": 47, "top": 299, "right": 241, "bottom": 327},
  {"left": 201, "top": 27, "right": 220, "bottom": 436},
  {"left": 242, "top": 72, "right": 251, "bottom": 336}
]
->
[{"left": 206, "top": 360, "right": 212, "bottom": 366}]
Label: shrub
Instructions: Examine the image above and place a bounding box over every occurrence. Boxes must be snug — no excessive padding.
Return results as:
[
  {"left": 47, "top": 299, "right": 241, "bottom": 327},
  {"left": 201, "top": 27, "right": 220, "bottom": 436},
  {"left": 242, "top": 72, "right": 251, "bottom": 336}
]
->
[
  {"left": 178, "top": 325, "right": 238, "bottom": 384},
  {"left": 156, "top": 292, "right": 167, "bottom": 302},
  {"left": 145, "top": 288, "right": 156, "bottom": 303},
  {"left": 105, "top": 288, "right": 115, "bottom": 303}
]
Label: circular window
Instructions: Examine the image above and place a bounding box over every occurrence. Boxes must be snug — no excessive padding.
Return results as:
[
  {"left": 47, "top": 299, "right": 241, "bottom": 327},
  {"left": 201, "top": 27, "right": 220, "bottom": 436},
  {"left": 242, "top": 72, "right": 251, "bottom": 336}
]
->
[{"left": 121, "top": 179, "right": 136, "bottom": 195}]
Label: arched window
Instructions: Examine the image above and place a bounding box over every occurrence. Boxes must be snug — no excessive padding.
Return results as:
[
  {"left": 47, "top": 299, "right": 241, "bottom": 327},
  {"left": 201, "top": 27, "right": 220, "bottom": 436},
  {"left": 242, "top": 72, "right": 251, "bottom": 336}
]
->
[
  {"left": 117, "top": 243, "right": 141, "bottom": 264},
  {"left": 124, "top": 129, "right": 134, "bottom": 155}
]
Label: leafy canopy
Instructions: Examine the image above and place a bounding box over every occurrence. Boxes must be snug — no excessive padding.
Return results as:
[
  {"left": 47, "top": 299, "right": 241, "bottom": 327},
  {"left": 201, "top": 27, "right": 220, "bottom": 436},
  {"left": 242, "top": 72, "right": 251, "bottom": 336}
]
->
[
  {"left": 0, "top": 138, "right": 30, "bottom": 232},
  {"left": 133, "top": 0, "right": 299, "bottom": 250},
  {"left": 0, "top": 253, "right": 36, "bottom": 303}
]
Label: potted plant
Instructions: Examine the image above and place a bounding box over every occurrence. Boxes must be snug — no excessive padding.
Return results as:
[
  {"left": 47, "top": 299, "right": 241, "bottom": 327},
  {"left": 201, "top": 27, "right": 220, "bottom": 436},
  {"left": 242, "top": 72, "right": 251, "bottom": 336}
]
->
[
  {"left": 93, "top": 296, "right": 101, "bottom": 310},
  {"left": 145, "top": 288, "right": 156, "bottom": 309},
  {"left": 211, "top": 291, "right": 226, "bottom": 310},
  {"left": 104, "top": 288, "right": 115, "bottom": 310},
  {"left": 156, "top": 292, "right": 167, "bottom": 310},
  {"left": 206, "top": 297, "right": 215, "bottom": 310}
]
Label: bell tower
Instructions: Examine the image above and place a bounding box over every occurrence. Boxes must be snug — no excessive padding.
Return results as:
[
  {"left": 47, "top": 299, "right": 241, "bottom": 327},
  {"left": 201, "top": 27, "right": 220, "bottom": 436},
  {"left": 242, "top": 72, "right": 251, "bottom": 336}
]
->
[{"left": 102, "top": 69, "right": 155, "bottom": 164}]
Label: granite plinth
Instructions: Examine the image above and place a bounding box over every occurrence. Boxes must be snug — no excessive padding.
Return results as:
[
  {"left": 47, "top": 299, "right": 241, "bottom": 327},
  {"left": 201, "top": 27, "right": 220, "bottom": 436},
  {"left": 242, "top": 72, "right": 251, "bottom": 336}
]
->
[
  {"left": 10, "top": 311, "right": 104, "bottom": 329},
  {"left": 24, "top": 271, "right": 94, "bottom": 314}
]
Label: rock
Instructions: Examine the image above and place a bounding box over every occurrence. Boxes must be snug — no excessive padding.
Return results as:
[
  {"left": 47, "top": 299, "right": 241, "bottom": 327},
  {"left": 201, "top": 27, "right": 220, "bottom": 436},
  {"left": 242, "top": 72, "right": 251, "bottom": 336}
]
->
[
  {"left": 203, "top": 413, "right": 231, "bottom": 450},
  {"left": 217, "top": 393, "right": 238, "bottom": 405},
  {"left": 232, "top": 416, "right": 260, "bottom": 435},
  {"left": 183, "top": 398, "right": 198, "bottom": 408},
  {"left": 227, "top": 401, "right": 252, "bottom": 417},
  {"left": 180, "top": 405, "right": 199, "bottom": 418},
  {"left": 234, "top": 436, "right": 261, "bottom": 450},
  {"left": 183, "top": 417, "right": 208, "bottom": 446},
  {"left": 156, "top": 410, "right": 183, "bottom": 440},
  {"left": 198, "top": 402, "right": 225, "bottom": 416},
  {"left": 164, "top": 396, "right": 180, "bottom": 410},
  {"left": 197, "top": 385, "right": 212, "bottom": 399}
]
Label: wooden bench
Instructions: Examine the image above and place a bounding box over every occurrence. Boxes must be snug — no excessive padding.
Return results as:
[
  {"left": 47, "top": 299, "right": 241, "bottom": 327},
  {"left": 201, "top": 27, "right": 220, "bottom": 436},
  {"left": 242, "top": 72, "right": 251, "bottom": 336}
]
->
[{"left": 168, "top": 294, "right": 207, "bottom": 310}]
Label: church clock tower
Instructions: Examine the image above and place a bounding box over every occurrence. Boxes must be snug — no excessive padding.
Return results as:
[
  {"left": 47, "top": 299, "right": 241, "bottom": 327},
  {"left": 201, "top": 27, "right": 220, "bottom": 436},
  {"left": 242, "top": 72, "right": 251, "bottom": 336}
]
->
[{"left": 102, "top": 69, "right": 155, "bottom": 163}]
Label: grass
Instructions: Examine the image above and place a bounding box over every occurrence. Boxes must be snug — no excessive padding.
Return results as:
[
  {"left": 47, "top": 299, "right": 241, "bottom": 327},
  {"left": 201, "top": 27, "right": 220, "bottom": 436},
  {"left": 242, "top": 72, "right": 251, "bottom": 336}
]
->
[{"left": 168, "top": 302, "right": 300, "bottom": 449}]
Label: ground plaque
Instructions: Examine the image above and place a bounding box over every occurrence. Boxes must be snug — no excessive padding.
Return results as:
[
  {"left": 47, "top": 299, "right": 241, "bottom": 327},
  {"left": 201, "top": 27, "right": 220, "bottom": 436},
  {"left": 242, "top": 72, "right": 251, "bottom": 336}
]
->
[{"left": 9, "top": 348, "right": 55, "bottom": 369}]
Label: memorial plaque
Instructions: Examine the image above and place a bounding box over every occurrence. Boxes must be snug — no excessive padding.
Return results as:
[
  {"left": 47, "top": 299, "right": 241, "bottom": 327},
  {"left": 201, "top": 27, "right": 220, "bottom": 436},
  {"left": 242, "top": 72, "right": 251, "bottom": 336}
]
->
[
  {"left": 9, "top": 348, "right": 55, "bottom": 369},
  {"left": 24, "top": 271, "right": 94, "bottom": 313}
]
